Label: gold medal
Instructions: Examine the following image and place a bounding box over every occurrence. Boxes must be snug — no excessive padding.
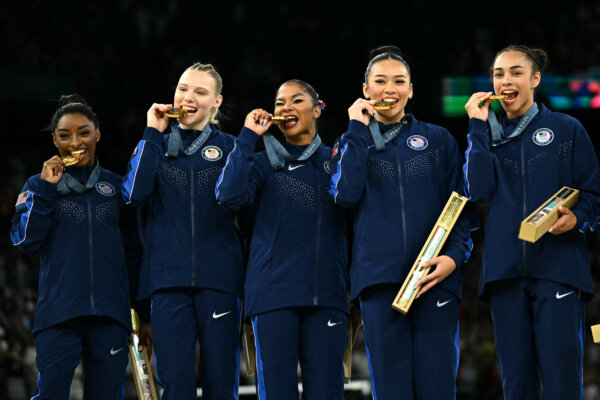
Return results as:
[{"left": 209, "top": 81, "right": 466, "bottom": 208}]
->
[
  {"left": 62, "top": 150, "right": 85, "bottom": 166},
  {"left": 373, "top": 99, "right": 398, "bottom": 110},
  {"left": 270, "top": 116, "right": 296, "bottom": 124},
  {"left": 489, "top": 95, "right": 508, "bottom": 100},
  {"left": 164, "top": 107, "right": 188, "bottom": 119}
]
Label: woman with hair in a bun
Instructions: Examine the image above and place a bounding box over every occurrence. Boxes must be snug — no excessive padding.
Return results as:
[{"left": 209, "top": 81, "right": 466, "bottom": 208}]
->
[
  {"left": 10, "top": 94, "right": 143, "bottom": 399},
  {"left": 122, "top": 62, "right": 245, "bottom": 400},
  {"left": 329, "top": 45, "right": 475, "bottom": 399},
  {"left": 464, "top": 45, "right": 600, "bottom": 399},
  {"left": 216, "top": 79, "right": 350, "bottom": 400}
]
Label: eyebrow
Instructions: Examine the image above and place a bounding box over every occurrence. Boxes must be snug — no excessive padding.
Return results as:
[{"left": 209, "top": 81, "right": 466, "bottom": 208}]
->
[
  {"left": 57, "top": 124, "right": 91, "bottom": 132},
  {"left": 275, "top": 93, "right": 305, "bottom": 102},
  {"left": 374, "top": 74, "right": 408, "bottom": 78},
  {"left": 494, "top": 65, "right": 525, "bottom": 71},
  {"left": 178, "top": 83, "right": 208, "bottom": 91}
]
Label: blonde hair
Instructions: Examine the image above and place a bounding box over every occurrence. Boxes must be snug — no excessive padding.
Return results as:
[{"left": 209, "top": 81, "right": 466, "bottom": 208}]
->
[{"left": 187, "top": 62, "right": 223, "bottom": 125}]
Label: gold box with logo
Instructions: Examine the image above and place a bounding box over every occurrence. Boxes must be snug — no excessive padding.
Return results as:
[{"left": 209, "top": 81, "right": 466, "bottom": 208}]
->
[
  {"left": 392, "top": 192, "right": 468, "bottom": 314},
  {"left": 518, "top": 187, "right": 579, "bottom": 243}
]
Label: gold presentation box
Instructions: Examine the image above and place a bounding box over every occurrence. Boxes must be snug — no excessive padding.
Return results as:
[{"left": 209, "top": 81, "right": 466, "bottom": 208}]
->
[
  {"left": 592, "top": 324, "right": 600, "bottom": 343},
  {"left": 129, "top": 309, "right": 159, "bottom": 400},
  {"left": 242, "top": 322, "right": 256, "bottom": 377},
  {"left": 392, "top": 192, "right": 468, "bottom": 314},
  {"left": 518, "top": 187, "right": 579, "bottom": 243}
]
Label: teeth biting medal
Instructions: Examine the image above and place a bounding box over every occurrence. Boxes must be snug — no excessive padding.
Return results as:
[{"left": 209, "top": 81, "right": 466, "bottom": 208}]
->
[
  {"left": 270, "top": 116, "right": 295, "bottom": 124},
  {"left": 373, "top": 99, "right": 398, "bottom": 110},
  {"left": 62, "top": 149, "right": 85, "bottom": 166},
  {"left": 164, "top": 106, "right": 194, "bottom": 119}
]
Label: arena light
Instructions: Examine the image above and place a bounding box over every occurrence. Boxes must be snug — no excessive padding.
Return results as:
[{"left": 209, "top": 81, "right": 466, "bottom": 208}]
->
[{"left": 442, "top": 69, "right": 600, "bottom": 117}]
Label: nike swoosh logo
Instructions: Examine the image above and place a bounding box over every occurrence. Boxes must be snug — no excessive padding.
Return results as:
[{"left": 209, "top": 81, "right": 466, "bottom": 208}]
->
[
  {"left": 288, "top": 164, "right": 304, "bottom": 171},
  {"left": 556, "top": 291, "right": 574, "bottom": 299},
  {"left": 327, "top": 319, "right": 343, "bottom": 327},
  {"left": 110, "top": 347, "right": 125, "bottom": 355},
  {"left": 212, "top": 311, "right": 232, "bottom": 319},
  {"left": 436, "top": 300, "right": 451, "bottom": 308}
]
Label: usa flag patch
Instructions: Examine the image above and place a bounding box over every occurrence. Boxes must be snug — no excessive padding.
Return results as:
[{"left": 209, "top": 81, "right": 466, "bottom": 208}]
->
[{"left": 16, "top": 190, "right": 30, "bottom": 206}]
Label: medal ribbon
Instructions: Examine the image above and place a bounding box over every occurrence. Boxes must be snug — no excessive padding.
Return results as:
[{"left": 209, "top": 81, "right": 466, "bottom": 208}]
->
[
  {"left": 56, "top": 160, "right": 102, "bottom": 195},
  {"left": 166, "top": 121, "right": 212, "bottom": 157},
  {"left": 368, "top": 116, "right": 406, "bottom": 151},
  {"left": 488, "top": 103, "right": 539, "bottom": 145},
  {"left": 263, "top": 133, "right": 322, "bottom": 170}
]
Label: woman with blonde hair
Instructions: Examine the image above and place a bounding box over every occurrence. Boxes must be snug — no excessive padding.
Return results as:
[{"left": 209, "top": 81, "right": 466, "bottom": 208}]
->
[{"left": 122, "top": 62, "right": 245, "bottom": 400}]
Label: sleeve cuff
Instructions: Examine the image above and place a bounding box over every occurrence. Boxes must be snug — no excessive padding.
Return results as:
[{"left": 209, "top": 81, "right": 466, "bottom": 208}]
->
[
  {"left": 345, "top": 120, "right": 370, "bottom": 147},
  {"left": 142, "top": 127, "right": 166, "bottom": 147},
  {"left": 444, "top": 245, "right": 466, "bottom": 268},
  {"left": 571, "top": 208, "right": 587, "bottom": 232},
  {"left": 238, "top": 127, "right": 262, "bottom": 148},
  {"left": 29, "top": 176, "right": 60, "bottom": 200},
  {"left": 468, "top": 118, "right": 490, "bottom": 138}
]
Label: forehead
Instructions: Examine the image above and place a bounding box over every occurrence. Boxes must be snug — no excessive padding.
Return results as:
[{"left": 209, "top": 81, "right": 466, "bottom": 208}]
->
[
  {"left": 178, "top": 69, "right": 217, "bottom": 91},
  {"left": 494, "top": 50, "right": 531, "bottom": 69},
  {"left": 369, "top": 58, "right": 409, "bottom": 77},
  {"left": 56, "top": 112, "right": 93, "bottom": 128},
  {"left": 276, "top": 82, "right": 307, "bottom": 98}
]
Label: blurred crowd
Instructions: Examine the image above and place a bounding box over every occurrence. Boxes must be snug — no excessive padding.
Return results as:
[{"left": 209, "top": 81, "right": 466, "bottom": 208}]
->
[{"left": 1, "top": 1, "right": 600, "bottom": 398}]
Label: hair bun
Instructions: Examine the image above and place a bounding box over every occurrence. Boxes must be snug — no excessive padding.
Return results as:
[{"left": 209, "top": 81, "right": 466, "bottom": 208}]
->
[
  {"left": 57, "top": 93, "right": 89, "bottom": 108},
  {"left": 368, "top": 45, "right": 403, "bottom": 62}
]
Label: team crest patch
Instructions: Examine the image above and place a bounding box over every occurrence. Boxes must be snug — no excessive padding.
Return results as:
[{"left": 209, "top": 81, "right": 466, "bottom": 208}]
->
[
  {"left": 407, "top": 135, "right": 428, "bottom": 150},
  {"left": 202, "top": 146, "right": 222, "bottom": 161},
  {"left": 95, "top": 182, "right": 115, "bottom": 197},
  {"left": 532, "top": 128, "right": 554, "bottom": 146}
]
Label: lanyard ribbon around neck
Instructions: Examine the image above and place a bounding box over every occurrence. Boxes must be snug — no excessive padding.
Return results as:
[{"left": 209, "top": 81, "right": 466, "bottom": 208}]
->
[
  {"left": 263, "top": 133, "right": 322, "bottom": 170},
  {"left": 166, "top": 121, "right": 212, "bottom": 157},
  {"left": 488, "top": 103, "right": 539, "bottom": 145},
  {"left": 368, "top": 116, "right": 406, "bottom": 151},
  {"left": 56, "top": 161, "right": 101, "bottom": 195}
]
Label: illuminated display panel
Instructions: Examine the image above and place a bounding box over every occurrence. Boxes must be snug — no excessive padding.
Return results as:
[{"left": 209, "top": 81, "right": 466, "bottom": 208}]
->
[{"left": 442, "top": 70, "right": 600, "bottom": 117}]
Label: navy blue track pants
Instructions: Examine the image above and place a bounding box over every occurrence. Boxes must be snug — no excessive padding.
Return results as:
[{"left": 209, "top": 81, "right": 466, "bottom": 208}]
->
[
  {"left": 151, "top": 288, "right": 242, "bottom": 400},
  {"left": 359, "top": 284, "right": 460, "bottom": 400},
  {"left": 31, "top": 316, "right": 129, "bottom": 400},
  {"left": 251, "top": 307, "right": 348, "bottom": 400},
  {"left": 489, "top": 277, "right": 584, "bottom": 400}
]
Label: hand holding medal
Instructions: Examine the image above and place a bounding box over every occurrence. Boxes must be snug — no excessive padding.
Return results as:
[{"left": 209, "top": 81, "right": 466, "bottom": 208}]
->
[
  {"left": 244, "top": 108, "right": 275, "bottom": 136},
  {"left": 464, "top": 92, "right": 497, "bottom": 121},
  {"left": 41, "top": 155, "right": 65, "bottom": 184},
  {"left": 146, "top": 103, "right": 172, "bottom": 133}
]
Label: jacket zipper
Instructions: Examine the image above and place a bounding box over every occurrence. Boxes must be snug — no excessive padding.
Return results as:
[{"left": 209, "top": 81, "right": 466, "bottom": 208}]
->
[
  {"left": 88, "top": 198, "right": 96, "bottom": 313},
  {"left": 396, "top": 151, "right": 407, "bottom": 251},
  {"left": 191, "top": 167, "right": 196, "bottom": 287},
  {"left": 314, "top": 165, "right": 321, "bottom": 305},
  {"left": 521, "top": 138, "right": 527, "bottom": 275}
]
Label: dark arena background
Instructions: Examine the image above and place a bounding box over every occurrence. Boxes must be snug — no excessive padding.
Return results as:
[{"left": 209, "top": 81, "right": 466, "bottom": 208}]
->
[{"left": 2, "top": 1, "right": 600, "bottom": 399}]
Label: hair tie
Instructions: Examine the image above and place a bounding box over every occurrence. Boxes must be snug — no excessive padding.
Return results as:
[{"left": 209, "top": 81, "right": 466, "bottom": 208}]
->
[{"left": 318, "top": 100, "right": 326, "bottom": 110}]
